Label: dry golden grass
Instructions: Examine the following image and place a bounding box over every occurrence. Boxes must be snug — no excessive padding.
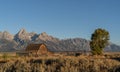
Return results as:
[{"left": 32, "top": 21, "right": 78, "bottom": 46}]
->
[{"left": 0, "top": 54, "right": 120, "bottom": 72}]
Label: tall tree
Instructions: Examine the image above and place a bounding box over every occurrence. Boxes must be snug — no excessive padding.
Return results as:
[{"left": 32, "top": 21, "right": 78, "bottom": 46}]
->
[{"left": 90, "top": 28, "right": 110, "bottom": 55}]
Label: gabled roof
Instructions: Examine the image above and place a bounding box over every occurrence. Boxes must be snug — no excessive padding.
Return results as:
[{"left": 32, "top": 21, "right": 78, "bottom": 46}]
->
[{"left": 26, "top": 43, "right": 46, "bottom": 51}]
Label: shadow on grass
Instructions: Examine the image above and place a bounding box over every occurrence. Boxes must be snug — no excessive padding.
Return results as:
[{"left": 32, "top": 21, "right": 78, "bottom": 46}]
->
[
  {"left": 111, "top": 65, "right": 120, "bottom": 72},
  {"left": 0, "top": 60, "right": 8, "bottom": 63},
  {"left": 30, "top": 59, "right": 42, "bottom": 63},
  {"left": 111, "top": 57, "right": 120, "bottom": 62}
]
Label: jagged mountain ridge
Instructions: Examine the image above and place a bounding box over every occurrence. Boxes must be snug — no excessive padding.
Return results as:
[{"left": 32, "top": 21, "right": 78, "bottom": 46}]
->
[{"left": 0, "top": 29, "right": 120, "bottom": 52}]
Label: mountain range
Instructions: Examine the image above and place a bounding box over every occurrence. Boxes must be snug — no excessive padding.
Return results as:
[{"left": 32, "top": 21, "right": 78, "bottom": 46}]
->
[{"left": 0, "top": 28, "right": 120, "bottom": 52}]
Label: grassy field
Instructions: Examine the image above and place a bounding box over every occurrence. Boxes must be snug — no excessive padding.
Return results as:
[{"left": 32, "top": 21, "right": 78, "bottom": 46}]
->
[{"left": 0, "top": 53, "right": 120, "bottom": 72}]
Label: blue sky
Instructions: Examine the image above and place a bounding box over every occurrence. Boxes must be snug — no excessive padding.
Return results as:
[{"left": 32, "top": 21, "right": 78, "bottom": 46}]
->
[{"left": 0, "top": 0, "right": 120, "bottom": 45}]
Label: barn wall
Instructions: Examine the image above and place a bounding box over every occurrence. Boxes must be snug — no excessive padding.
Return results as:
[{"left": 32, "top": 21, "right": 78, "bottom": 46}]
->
[{"left": 37, "top": 45, "right": 48, "bottom": 55}]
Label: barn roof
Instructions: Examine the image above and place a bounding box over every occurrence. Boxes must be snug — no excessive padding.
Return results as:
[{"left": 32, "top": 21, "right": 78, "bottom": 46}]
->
[{"left": 26, "top": 43, "right": 47, "bottom": 51}]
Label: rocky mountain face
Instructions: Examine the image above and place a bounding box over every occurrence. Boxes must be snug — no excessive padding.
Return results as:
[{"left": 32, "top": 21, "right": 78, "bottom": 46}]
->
[
  {"left": 0, "top": 31, "right": 14, "bottom": 40},
  {"left": 0, "top": 29, "right": 120, "bottom": 52}
]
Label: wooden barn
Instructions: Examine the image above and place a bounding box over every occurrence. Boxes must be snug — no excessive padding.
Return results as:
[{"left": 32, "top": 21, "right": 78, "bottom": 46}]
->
[{"left": 26, "top": 43, "right": 49, "bottom": 56}]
